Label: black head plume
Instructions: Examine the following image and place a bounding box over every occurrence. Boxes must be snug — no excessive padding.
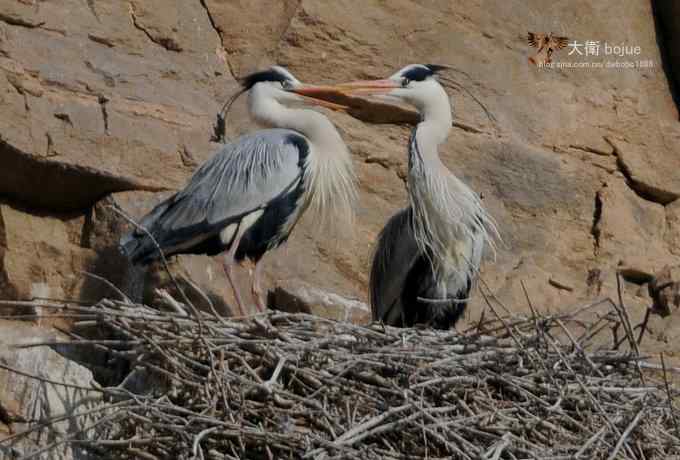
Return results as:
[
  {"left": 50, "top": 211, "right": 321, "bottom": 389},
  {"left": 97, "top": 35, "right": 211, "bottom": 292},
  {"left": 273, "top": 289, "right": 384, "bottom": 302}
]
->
[
  {"left": 239, "top": 66, "right": 295, "bottom": 90},
  {"left": 212, "top": 66, "right": 297, "bottom": 143},
  {"left": 401, "top": 64, "right": 450, "bottom": 82},
  {"left": 424, "top": 64, "right": 451, "bottom": 73}
]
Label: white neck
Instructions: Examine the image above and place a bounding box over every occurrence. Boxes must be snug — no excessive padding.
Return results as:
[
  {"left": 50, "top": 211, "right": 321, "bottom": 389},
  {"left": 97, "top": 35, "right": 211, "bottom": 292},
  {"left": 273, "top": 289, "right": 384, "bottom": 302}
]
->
[
  {"left": 248, "top": 86, "right": 345, "bottom": 152},
  {"left": 247, "top": 85, "right": 357, "bottom": 231},
  {"left": 413, "top": 83, "right": 453, "bottom": 155}
]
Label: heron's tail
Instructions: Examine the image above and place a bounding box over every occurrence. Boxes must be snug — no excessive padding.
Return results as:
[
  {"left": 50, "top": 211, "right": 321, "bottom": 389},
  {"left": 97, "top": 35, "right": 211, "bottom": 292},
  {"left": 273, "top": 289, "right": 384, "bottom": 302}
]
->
[
  {"left": 118, "top": 200, "right": 172, "bottom": 265},
  {"left": 119, "top": 232, "right": 157, "bottom": 265}
]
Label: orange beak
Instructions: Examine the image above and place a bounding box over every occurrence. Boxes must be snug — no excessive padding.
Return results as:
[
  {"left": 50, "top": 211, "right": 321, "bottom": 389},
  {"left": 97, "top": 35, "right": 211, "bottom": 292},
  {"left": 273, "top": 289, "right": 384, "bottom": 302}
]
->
[
  {"left": 331, "top": 79, "right": 401, "bottom": 96},
  {"left": 289, "top": 84, "right": 351, "bottom": 111},
  {"left": 291, "top": 79, "right": 401, "bottom": 108}
]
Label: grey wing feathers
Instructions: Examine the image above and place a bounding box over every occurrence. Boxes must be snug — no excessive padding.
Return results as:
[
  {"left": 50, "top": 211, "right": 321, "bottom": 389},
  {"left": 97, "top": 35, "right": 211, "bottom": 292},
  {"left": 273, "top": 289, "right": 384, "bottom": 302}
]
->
[
  {"left": 369, "top": 207, "right": 420, "bottom": 324},
  {"left": 170, "top": 129, "right": 303, "bottom": 231},
  {"left": 121, "top": 129, "right": 305, "bottom": 259}
]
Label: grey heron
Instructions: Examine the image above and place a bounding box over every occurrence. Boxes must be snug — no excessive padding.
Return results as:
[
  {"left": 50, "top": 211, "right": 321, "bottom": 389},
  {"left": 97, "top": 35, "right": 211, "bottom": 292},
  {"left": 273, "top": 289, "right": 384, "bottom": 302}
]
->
[
  {"left": 120, "top": 66, "right": 357, "bottom": 315},
  {"left": 334, "top": 64, "right": 498, "bottom": 329}
]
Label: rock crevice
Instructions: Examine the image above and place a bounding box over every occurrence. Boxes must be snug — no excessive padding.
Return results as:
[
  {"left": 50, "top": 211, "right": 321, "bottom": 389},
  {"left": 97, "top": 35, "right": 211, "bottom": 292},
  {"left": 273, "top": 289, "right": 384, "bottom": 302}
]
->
[
  {"left": 198, "top": 0, "right": 237, "bottom": 81},
  {"left": 128, "top": 2, "right": 182, "bottom": 52},
  {"left": 98, "top": 95, "right": 110, "bottom": 135},
  {"left": 0, "top": 13, "right": 43, "bottom": 29},
  {"left": 606, "top": 137, "right": 680, "bottom": 206},
  {"left": 591, "top": 187, "right": 604, "bottom": 257},
  {"left": 0, "top": 139, "right": 166, "bottom": 211}
]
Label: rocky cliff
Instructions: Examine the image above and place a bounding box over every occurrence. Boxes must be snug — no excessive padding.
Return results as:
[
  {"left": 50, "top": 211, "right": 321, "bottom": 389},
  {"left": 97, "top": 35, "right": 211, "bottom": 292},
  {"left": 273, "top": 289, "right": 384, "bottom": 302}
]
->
[{"left": 0, "top": 0, "right": 679, "bottom": 350}]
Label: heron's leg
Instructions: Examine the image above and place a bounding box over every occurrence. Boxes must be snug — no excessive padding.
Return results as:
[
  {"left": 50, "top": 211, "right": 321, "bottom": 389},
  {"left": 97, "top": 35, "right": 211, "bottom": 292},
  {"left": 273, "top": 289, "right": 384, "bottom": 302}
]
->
[
  {"left": 223, "top": 258, "right": 246, "bottom": 317},
  {"left": 222, "top": 233, "right": 246, "bottom": 317},
  {"left": 251, "top": 259, "right": 266, "bottom": 312}
]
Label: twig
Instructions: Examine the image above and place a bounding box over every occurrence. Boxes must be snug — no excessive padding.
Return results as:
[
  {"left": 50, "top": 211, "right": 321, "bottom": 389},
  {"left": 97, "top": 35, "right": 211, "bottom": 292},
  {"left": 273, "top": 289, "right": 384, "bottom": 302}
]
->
[
  {"left": 17, "top": 410, "right": 123, "bottom": 460},
  {"left": 266, "top": 357, "right": 287, "bottom": 387},
  {"left": 635, "top": 308, "right": 651, "bottom": 345},
  {"left": 192, "top": 426, "right": 219, "bottom": 459},
  {"left": 574, "top": 426, "right": 606, "bottom": 458},
  {"left": 79, "top": 270, "right": 131, "bottom": 302},
  {"left": 661, "top": 353, "right": 680, "bottom": 439},
  {"left": 0, "top": 362, "right": 101, "bottom": 393},
  {"left": 615, "top": 272, "right": 640, "bottom": 356},
  {"left": 605, "top": 407, "right": 645, "bottom": 460}
]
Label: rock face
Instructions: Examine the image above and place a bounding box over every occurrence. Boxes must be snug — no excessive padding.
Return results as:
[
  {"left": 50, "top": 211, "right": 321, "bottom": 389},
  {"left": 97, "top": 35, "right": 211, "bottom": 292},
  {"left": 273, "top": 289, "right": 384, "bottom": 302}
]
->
[
  {"left": 0, "top": 0, "right": 678, "bottom": 347},
  {"left": 0, "top": 203, "right": 95, "bottom": 304},
  {"left": 0, "top": 320, "right": 99, "bottom": 459},
  {"left": 648, "top": 265, "right": 680, "bottom": 317},
  {"left": 269, "top": 280, "right": 370, "bottom": 324}
]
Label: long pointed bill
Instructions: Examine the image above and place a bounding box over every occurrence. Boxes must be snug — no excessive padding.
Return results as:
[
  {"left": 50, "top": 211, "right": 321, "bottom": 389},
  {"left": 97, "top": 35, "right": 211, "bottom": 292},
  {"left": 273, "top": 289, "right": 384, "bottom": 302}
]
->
[
  {"left": 291, "top": 80, "right": 416, "bottom": 124},
  {"left": 289, "top": 84, "right": 351, "bottom": 111},
  {"left": 331, "top": 79, "right": 400, "bottom": 96},
  {"left": 290, "top": 79, "right": 401, "bottom": 108}
]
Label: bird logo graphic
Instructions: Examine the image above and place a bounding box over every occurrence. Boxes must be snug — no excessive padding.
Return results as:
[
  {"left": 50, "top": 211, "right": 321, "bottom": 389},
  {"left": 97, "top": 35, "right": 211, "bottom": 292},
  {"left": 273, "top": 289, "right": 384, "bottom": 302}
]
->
[{"left": 528, "top": 32, "right": 569, "bottom": 66}]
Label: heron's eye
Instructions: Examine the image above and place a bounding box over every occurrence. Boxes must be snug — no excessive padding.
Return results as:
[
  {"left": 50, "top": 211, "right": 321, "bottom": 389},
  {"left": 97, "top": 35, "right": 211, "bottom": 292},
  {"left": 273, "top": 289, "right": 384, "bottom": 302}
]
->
[
  {"left": 401, "top": 78, "right": 410, "bottom": 87},
  {"left": 281, "top": 80, "right": 293, "bottom": 90}
]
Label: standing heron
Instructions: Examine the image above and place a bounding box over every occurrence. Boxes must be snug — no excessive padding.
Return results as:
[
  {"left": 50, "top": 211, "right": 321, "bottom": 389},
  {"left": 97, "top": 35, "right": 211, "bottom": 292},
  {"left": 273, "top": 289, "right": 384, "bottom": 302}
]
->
[
  {"left": 333, "top": 64, "right": 498, "bottom": 329},
  {"left": 120, "top": 66, "right": 357, "bottom": 315}
]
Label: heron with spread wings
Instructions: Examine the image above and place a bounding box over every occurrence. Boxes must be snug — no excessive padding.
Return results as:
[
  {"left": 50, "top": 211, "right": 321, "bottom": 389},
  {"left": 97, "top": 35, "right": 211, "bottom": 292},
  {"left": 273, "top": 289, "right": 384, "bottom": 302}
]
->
[{"left": 120, "top": 66, "right": 357, "bottom": 315}]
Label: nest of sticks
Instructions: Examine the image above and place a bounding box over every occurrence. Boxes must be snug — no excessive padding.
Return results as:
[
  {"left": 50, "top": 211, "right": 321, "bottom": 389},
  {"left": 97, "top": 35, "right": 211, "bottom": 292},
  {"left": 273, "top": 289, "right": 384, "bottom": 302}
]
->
[{"left": 1, "top": 289, "right": 679, "bottom": 460}]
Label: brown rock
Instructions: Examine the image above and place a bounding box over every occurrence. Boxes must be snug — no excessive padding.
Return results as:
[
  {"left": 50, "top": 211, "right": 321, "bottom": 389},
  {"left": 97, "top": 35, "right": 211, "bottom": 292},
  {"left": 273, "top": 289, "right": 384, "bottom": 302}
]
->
[
  {"left": 0, "top": 202, "right": 96, "bottom": 306},
  {"left": 594, "top": 179, "right": 674, "bottom": 275},
  {"left": 666, "top": 199, "right": 680, "bottom": 256},
  {"left": 269, "top": 280, "right": 370, "bottom": 324},
  {"left": 648, "top": 265, "right": 680, "bottom": 317},
  {"left": 606, "top": 136, "right": 680, "bottom": 205},
  {"left": 0, "top": 320, "right": 100, "bottom": 459},
  {"left": 0, "top": 0, "right": 234, "bottom": 211},
  {"left": 202, "top": 0, "right": 300, "bottom": 75}
]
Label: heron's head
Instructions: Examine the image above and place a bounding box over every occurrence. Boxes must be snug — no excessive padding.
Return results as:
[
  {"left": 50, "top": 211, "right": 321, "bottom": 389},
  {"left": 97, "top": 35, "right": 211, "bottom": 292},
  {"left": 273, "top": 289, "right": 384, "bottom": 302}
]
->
[
  {"left": 332, "top": 64, "right": 450, "bottom": 112},
  {"left": 240, "top": 66, "right": 347, "bottom": 111}
]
